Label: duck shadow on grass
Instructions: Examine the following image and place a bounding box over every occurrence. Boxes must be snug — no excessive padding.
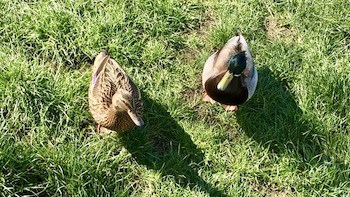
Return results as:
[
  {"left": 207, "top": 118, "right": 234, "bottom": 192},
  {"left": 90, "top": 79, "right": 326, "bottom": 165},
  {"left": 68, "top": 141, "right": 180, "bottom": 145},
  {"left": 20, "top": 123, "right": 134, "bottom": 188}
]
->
[
  {"left": 235, "top": 67, "right": 349, "bottom": 189},
  {"left": 119, "top": 96, "right": 227, "bottom": 197}
]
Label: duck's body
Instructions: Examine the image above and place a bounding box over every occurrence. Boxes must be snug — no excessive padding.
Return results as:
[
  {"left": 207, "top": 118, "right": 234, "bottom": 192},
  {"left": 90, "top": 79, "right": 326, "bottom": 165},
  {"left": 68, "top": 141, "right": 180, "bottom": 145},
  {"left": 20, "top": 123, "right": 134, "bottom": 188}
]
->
[
  {"left": 88, "top": 51, "right": 143, "bottom": 132},
  {"left": 202, "top": 34, "right": 257, "bottom": 110}
]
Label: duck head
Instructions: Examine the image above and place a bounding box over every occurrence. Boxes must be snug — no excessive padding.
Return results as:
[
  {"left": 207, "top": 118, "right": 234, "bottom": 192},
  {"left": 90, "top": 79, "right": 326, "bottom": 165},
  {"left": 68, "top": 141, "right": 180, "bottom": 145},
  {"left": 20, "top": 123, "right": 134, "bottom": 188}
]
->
[
  {"left": 217, "top": 51, "right": 246, "bottom": 91},
  {"left": 112, "top": 90, "right": 144, "bottom": 127}
]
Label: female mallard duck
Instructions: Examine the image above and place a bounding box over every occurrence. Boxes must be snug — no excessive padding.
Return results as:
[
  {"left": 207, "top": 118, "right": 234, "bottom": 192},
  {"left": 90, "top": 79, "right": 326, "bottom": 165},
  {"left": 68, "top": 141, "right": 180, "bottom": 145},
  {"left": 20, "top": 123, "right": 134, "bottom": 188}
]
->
[
  {"left": 88, "top": 51, "right": 144, "bottom": 133},
  {"left": 202, "top": 33, "right": 258, "bottom": 111}
]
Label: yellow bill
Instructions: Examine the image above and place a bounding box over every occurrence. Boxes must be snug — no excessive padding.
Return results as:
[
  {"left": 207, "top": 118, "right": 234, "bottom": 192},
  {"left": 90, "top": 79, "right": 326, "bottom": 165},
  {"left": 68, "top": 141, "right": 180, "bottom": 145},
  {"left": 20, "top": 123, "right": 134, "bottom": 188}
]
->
[{"left": 217, "top": 71, "right": 233, "bottom": 91}]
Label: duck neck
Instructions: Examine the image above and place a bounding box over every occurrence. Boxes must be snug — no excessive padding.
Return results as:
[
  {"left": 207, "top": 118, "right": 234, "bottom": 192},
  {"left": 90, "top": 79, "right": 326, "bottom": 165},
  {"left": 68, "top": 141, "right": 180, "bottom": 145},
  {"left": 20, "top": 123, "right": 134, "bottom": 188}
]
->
[
  {"left": 105, "top": 104, "right": 123, "bottom": 123},
  {"left": 109, "top": 94, "right": 124, "bottom": 117}
]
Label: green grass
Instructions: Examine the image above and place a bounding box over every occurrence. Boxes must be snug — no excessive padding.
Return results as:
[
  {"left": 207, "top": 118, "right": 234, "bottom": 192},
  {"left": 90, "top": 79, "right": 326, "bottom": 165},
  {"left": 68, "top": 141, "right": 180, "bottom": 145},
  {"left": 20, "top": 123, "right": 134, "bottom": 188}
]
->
[{"left": 1, "top": 0, "right": 350, "bottom": 196}]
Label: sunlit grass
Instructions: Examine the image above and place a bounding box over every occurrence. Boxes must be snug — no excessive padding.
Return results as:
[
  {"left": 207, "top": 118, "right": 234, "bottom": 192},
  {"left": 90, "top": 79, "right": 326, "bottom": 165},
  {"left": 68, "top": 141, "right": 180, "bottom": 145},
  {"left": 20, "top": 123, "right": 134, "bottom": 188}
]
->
[{"left": 1, "top": 0, "right": 349, "bottom": 196}]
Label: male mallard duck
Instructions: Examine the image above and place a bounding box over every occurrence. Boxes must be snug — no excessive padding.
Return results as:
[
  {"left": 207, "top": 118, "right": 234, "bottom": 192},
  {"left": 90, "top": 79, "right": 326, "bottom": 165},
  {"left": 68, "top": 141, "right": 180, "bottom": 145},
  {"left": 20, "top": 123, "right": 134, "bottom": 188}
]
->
[
  {"left": 202, "top": 33, "right": 258, "bottom": 111},
  {"left": 88, "top": 51, "right": 144, "bottom": 133}
]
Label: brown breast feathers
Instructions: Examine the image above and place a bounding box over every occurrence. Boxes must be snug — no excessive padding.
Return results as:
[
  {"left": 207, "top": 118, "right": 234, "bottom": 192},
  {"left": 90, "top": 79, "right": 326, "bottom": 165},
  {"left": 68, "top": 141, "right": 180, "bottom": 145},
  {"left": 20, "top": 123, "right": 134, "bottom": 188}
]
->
[{"left": 205, "top": 73, "right": 248, "bottom": 105}]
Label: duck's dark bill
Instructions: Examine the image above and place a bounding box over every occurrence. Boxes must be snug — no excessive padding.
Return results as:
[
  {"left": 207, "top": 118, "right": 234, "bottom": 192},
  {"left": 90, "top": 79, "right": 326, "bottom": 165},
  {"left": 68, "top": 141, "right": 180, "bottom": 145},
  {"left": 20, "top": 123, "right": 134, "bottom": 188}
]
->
[{"left": 127, "top": 111, "right": 144, "bottom": 127}]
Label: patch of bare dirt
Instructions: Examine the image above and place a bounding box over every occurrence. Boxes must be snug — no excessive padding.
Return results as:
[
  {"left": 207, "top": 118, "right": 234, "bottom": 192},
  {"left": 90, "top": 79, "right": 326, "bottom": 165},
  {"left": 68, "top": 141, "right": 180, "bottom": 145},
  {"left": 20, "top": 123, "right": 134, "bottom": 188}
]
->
[
  {"left": 265, "top": 16, "right": 296, "bottom": 42},
  {"left": 250, "top": 180, "right": 293, "bottom": 197},
  {"left": 182, "top": 73, "right": 203, "bottom": 99}
]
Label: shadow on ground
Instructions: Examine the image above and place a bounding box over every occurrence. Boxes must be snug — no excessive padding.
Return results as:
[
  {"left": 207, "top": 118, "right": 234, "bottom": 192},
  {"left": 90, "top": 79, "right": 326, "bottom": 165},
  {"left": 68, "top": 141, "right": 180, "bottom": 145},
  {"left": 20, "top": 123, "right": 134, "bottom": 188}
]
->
[
  {"left": 119, "top": 96, "right": 227, "bottom": 196},
  {"left": 235, "top": 67, "right": 349, "bottom": 189}
]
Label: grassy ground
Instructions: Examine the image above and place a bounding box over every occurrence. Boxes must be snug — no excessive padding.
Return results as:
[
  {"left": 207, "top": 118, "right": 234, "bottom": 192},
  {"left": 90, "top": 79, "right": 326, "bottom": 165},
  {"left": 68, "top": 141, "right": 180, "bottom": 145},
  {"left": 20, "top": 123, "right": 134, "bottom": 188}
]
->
[{"left": 1, "top": 0, "right": 349, "bottom": 196}]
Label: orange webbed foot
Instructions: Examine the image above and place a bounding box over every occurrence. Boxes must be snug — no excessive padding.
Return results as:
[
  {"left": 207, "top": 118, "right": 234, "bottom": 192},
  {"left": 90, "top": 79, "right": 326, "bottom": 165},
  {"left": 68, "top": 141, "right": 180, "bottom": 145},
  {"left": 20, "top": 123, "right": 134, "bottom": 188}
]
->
[
  {"left": 97, "top": 125, "right": 114, "bottom": 134},
  {"left": 223, "top": 105, "right": 238, "bottom": 111},
  {"left": 203, "top": 92, "right": 216, "bottom": 104}
]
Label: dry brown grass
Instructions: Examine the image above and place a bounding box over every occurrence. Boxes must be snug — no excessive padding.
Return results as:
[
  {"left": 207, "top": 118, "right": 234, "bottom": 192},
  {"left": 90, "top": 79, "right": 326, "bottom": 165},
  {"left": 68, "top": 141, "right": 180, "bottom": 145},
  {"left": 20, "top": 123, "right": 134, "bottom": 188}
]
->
[{"left": 265, "top": 16, "right": 296, "bottom": 42}]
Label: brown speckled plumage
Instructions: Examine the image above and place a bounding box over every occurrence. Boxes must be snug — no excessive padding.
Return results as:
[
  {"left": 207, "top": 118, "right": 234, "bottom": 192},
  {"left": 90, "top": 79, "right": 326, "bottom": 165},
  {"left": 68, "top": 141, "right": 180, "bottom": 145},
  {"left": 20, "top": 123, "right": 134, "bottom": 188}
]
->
[{"left": 88, "top": 51, "right": 143, "bottom": 132}]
